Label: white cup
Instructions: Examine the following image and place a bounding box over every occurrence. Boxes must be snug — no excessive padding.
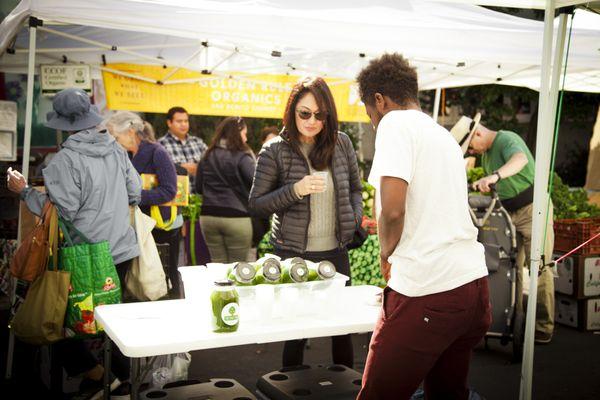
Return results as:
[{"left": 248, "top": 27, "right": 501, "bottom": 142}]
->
[
  {"left": 255, "top": 284, "right": 275, "bottom": 321},
  {"left": 312, "top": 171, "right": 328, "bottom": 192}
]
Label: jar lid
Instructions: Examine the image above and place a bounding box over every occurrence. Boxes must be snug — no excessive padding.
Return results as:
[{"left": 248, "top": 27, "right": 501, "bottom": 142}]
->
[
  {"left": 290, "top": 257, "right": 307, "bottom": 267},
  {"left": 317, "top": 261, "right": 336, "bottom": 279},
  {"left": 234, "top": 262, "right": 256, "bottom": 282},
  {"left": 290, "top": 263, "right": 309, "bottom": 282},
  {"left": 262, "top": 258, "right": 282, "bottom": 281},
  {"left": 214, "top": 279, "right": 234, "bottom": 286}
]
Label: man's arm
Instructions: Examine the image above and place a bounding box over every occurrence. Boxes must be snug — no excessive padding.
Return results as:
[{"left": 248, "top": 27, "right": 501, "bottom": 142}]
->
[
  {"left": 473, "top": 152, "right": 528, "bottom": 193},
  {"left": 378, "top": 176, "right": 408, "bottom": 281}
]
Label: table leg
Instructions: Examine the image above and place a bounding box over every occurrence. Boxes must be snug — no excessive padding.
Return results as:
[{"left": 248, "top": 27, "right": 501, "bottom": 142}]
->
[
  {"left": 103, "top": 338, "right": 112, "bottom": 400},
  {"left": 131, "top": 357, "right": 140, "bottom": 400}
]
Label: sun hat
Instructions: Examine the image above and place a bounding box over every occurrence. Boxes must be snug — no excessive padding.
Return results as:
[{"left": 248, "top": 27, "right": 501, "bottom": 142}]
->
[
  {"left": 45, "top": 88, "right": 103, "bottom": 131},
  {"left": 450, "top": 112, "right": 481, "bottom": 155}
]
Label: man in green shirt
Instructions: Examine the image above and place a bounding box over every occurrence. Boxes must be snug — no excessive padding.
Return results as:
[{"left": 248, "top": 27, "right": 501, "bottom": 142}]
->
[{"left": 467, "top": 121, "right": 555, "bottom": 344}]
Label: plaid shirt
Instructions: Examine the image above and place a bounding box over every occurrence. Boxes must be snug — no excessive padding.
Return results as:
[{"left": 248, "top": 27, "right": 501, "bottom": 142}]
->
[{"left": 158, "top": 131, "right": 207, "bottom": 188}]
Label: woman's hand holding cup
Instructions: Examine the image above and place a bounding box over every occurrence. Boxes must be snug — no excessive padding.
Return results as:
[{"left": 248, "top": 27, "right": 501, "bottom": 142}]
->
[{"left": 294, "top": 174, "right": 326, "bottom": 196}]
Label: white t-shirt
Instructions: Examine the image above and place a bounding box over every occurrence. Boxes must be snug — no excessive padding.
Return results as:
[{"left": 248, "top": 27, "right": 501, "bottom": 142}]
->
[{"left": 368, "top": 110, "right": 487, "bottom": 297}]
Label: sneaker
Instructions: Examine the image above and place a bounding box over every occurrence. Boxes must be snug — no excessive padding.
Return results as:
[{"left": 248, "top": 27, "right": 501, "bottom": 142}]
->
[{"left": 534, "top": 332, "right": 552, "bottom": 344}]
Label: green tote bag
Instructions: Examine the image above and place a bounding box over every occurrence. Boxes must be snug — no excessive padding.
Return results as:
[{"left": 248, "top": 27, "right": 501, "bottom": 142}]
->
[{"left": 59, "top": 219, "right": 121, "bottom": 338}]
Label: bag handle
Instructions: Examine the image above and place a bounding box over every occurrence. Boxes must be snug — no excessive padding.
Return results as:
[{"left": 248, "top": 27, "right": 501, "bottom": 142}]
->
[
  {"left": 58, "top": 218, "right": 91, "bottom": 246},
  {"left": 47, "top": 206, "right": 59, "bottom": 271}
]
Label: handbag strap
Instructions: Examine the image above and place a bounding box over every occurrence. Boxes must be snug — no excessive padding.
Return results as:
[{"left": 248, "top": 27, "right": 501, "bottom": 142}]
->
[
  {"left": 47, "top": 206, "right": 59, "bottom": 271},
  {"left": 58, "top": 218, "right": 91, "bottom": 246}
]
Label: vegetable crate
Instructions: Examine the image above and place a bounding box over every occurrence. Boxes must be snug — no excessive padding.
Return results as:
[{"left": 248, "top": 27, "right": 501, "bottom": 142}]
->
[{"left": 554, "top": 218, "right": 600, "bottom": 255}]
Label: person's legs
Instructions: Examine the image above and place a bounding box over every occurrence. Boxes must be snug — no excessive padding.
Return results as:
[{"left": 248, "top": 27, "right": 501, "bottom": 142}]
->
[
  {"left": 321, "top": 249, "right": 354, "bottom": 368},
  {"left": 200, "top": 216, "right": 228, "bottom": 263},
  {"left": 537, "top": 202, "right": 555, "bottom": 340},
  {"left": 331, "top": 335, "right": 353, "bottom": 368},
  {"left": 153, "top": 228, "right": 183, "bottom": 298},
  {"left": 282, "top": 339, "right": 309, "bottom": 367},
  {"left": 423, "top": 278, "right": 492, "bottom": 399},
  {"left": 511, "top": 203, "right": 554, "bottom": 339},
  {"left": 358, "top": 279, "right": 489, "bottom": 400},
  {"left": 221, "top": 217, "right": 252, "bottom": 263}
]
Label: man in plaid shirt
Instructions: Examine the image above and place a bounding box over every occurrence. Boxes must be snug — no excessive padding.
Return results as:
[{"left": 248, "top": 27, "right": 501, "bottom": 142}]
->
[{"left": 159, "top": 106, "right": 207, "bottom": 189}]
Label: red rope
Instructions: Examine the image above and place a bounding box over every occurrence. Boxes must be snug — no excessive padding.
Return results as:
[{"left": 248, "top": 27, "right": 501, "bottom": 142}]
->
[{"left": 552, "top": 231, "right": 600, "bottom": 265}]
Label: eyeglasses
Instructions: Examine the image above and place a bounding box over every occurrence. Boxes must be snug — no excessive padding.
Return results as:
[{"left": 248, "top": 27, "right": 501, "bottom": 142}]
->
[{"left": 296, "top": 108, "right": 327, "bottom": 121}]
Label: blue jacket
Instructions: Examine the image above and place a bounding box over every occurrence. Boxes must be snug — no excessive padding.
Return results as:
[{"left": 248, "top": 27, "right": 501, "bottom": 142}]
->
[{"left": 22, "top": 128, "right": 141, "bottom": 264}]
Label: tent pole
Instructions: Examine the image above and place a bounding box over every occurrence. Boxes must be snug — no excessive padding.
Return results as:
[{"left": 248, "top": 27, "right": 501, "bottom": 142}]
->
[
  {"left": 519, "top": 2, "right": 564, "bottom": 399},
  {"left": 6, "top": 16, "right": 39, "bottom": 381},
  {"left": 433, "top": 88, "right": 441, "bottom": 122}
]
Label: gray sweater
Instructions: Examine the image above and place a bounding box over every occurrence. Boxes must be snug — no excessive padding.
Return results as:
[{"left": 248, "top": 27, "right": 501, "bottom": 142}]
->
[
  {"left": 299, "top": 142, "right": 338, "bottom": 252},
  {"left": 21, "top": 127, "right": 142, "bottom": 264}
]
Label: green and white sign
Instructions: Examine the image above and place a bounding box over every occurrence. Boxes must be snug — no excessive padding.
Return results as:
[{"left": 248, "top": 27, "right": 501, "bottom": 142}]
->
[{"left": 41, "top": 64, "right": 92, "bottom": 96}]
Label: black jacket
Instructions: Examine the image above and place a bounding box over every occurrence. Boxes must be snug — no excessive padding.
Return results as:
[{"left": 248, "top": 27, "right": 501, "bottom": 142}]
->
[
  {"left": 196, "top": 147, "right": 256, "bottom": 217},
  {"left": 249, "top": 131, "right": 362, "bottom": 253}
]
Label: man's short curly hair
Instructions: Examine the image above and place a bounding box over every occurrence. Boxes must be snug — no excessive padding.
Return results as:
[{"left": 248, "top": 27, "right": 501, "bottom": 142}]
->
[{"left": 356, "top": 53, "right": 419, "bottom": 107}]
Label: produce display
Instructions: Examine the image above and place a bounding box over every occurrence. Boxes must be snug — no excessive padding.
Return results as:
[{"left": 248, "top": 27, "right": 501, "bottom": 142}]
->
[
  {"left": 349, "top": 234, "right": 386, "bottom": 287},
  {"left": 551, "top": 173, "right": 600, "bottom": 220},
  {"left": 362, "top": 181, "right": 375, "bottom": 218},
  {"left": 467, "top": 167, "right": 485, "bottom": 184}
]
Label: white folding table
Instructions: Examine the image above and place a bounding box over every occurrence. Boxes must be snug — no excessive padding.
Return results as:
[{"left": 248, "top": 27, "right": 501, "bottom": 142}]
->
[{"left": 95, "top": 285, "right": 382, "bottom": 399}]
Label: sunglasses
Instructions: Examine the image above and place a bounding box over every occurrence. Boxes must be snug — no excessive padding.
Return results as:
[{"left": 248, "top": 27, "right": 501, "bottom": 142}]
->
[{"left": 296, "top": 108, "right": 327, "bottom": 121}]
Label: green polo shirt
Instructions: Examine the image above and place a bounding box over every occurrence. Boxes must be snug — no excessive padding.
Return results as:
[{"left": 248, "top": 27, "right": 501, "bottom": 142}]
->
[{"left": 481, "top": 130, "right": 535, "bottom": 200}]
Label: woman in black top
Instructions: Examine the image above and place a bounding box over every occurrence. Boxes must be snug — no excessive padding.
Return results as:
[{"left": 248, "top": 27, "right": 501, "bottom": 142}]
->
[{"left": 196, "top": 117, "right": 256, "bottom": 263}]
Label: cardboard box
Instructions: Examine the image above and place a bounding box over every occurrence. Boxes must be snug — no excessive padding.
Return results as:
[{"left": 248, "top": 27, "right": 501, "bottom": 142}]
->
[
  {"left": 555, "top": 294, "right": 600, "bottom": 331},
  {"left": 554, "top": 252, "right": 600, "bottom": 299}
]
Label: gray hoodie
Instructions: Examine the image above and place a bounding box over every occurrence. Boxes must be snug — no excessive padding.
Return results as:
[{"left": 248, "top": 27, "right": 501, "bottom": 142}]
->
[{"left": 22, "top": 127, "right": 142, "bottom": 264}]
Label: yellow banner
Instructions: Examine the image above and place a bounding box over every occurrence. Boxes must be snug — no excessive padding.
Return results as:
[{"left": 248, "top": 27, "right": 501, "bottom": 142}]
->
[{"left": 102, "top": 64, "right": 369, "bottom": 123}]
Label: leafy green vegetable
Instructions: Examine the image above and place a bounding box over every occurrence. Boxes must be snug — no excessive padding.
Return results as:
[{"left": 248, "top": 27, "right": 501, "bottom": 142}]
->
[
  {"left": 182, "top": 194, "right": 203, "bottom": 222},
  {"left": 551, "top": 173, "right": 600, "bottom": 220}
]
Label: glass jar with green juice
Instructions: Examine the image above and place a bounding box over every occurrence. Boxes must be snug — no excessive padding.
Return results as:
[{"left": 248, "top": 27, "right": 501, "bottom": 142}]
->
[
  {"left": 211, "top": 280, "right": 239, "bottom": 333},
  {"left": 254, "top": 258, "right": 282, "bottom": 284},
  {"left": 228, "top": 262, "right": 256, "bottom": 285},
  {"left": 308, "top": 260, "right": 337, "bottom": 281},
  {"left": 281, "top": 261, "right": 309, "bottom": 283}
]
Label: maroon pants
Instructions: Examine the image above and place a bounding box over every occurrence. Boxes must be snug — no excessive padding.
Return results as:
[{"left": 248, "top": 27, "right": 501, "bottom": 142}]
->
[{"left": 357, "top": 277, "right": 492, "bottom": 400}]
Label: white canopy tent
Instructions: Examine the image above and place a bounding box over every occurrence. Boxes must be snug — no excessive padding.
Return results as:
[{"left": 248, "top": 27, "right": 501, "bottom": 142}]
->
[
  {"left": 1, "top": 0, "right": 599, "bottom": 92},
  {"left": 1, "top": 1, "right": 599, "bottom": 400}
]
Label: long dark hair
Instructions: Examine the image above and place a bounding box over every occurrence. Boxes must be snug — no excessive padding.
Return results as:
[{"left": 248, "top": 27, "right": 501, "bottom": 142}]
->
[
  {"left": 203, "top": 116, "right": 250, "bottom": 159},
  {"left": 283, "top": 77, "right": 338, "bottom": 170}
]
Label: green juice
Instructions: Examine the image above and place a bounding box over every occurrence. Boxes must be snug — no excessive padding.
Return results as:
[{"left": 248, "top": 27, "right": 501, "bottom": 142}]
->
[
  {"left": 210, "top": 280, "right": 239, "bottom": 333},
  {"left": 281, "top": 262, "right": 309, "bottom": 283},
  {"left": 227, "top": 262, "right": 256, "bottom": 286},
  {"left": 253, "top": 258, "right": 282, "bottom": 284},
  {"left": 308, "top": 260, "right": 337, "bottom": 281}
]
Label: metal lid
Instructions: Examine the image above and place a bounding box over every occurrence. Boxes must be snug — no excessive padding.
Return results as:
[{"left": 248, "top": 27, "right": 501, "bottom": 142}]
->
[
  {"left": 262, "top": 258, "right": 282, "bottom": 281},
  {"left": 290, "top": 257, "right": 307, "bottom": 267},
  {"left": 317, "top": 261, "right": 336, "bottom": 279},
  {"left": 290, "top": 263, "right": 309, "bottom": 282},
  {"left": 234, "top": 262, "right": 256, "bottom": 283},
  {"left": 214, "top": 279, "right": 234, "bottom": 286}
]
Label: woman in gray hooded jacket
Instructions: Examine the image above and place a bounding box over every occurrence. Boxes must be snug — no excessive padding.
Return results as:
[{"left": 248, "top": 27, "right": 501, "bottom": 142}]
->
[{"left": 7, "top": 88, "right": 141, "bottom": 398}]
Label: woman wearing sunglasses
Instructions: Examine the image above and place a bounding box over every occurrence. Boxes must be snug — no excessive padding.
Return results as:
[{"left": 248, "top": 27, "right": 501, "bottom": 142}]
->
[{"left": 249, "top": 77, "right": 363, "bottom": 368}]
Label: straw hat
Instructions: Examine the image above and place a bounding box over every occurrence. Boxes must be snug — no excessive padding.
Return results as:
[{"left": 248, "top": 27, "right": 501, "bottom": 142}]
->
[{"left": 450, "top": 112, "right": 481, "bottom": 155}]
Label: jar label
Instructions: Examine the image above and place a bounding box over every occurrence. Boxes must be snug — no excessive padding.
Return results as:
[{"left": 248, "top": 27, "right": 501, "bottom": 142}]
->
[{"left": 221, "top": 303, "right": 240, "bottom": 326}]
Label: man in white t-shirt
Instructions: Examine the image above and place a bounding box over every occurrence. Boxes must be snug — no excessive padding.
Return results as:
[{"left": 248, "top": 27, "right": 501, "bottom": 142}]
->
[{"left": 356, "top": 54, "right": 491, "bottom": 400}]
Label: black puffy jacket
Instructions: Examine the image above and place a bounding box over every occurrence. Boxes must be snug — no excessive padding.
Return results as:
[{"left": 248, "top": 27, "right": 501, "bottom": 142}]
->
[
  {"left": 196, "top": 147, "right": 256, "bottom": 216},
  {"left": 249, "top": 131, "right": 362, "bottom": 253}
]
